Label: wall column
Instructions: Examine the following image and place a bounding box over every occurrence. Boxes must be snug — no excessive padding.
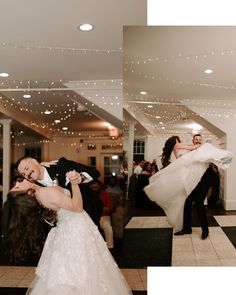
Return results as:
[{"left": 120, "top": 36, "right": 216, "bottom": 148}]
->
[
  {"left": 127, "top": 121, "right": 135, "bottom": 182},
  {"left": 0, "top": 119, "right": 12, "bottom": 205}
]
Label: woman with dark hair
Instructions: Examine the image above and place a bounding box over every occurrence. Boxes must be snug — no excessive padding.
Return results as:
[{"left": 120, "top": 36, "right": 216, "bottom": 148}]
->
[
  {"left": 161, "top": 135, "right": 198, "bottom": 168},
  {"left": 10, "top": 171, "right": 132, "bottom": 295},
  {"left": 2, "top": 192, "right": 55, "bottom": 265}
]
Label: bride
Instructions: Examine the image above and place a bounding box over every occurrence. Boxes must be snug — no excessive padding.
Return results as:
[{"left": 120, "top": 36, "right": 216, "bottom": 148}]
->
[
  {"left": 9, "top": 171, "right": 132, "bottom": 295},
  {"left": 144, "top": 135, "right": 233, "bottom": 232}
]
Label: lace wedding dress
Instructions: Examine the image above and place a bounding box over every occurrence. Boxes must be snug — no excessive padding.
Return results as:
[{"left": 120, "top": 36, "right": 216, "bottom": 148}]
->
[
  {"left": 144, "top": 143, "right": 233, "bottom": 232},
  {"left": 26, "top": 207, "right": 132, "bottom": 294}
]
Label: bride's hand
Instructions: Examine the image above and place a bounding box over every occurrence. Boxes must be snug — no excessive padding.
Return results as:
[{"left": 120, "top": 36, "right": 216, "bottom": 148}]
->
[{"left": 66, "top": 170, "right": 82, "bottom": 184}]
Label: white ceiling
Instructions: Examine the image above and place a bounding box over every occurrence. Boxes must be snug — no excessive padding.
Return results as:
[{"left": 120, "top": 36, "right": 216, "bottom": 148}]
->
[
  {"left": 0, "top": 0, "right": 147, "bottom": 141},
  {"left": 123, "top": 26, "right": 236, "bottom": 137}
]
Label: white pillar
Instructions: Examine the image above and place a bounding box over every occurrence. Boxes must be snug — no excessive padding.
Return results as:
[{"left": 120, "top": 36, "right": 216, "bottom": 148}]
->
[
  {"left": 0, "top": 119, "right": 12, "bottom": 205},
  {"left": 127, "top": 121, "right": 135, "bottom": 181}
]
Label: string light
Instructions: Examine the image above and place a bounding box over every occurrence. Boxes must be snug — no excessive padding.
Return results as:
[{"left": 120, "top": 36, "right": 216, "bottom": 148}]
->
[
  {"left": 0, "top": 42, "right": 122, "bottom": 54},
  {"left": 124, "top": 48, "right": 236, "bottom": 64},
  {"left": 12, "top": 133, "right": 123, "bottom": 146},
  {"left": 124, "top": 70, "right": 236, "bottom": 91}
]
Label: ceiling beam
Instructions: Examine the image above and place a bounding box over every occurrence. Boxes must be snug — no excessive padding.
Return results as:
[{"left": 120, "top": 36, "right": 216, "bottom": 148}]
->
[
  {"left": 0, "top": 93, "right": 53, "bottom": 140},
  {"left": 123, "top": 101, "right": 156, "bottom": 135}
]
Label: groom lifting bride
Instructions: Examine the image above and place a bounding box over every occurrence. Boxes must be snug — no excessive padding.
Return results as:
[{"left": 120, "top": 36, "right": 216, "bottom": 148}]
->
[{"left": 144, "top": 134, "right": 233, "bottom": 240}]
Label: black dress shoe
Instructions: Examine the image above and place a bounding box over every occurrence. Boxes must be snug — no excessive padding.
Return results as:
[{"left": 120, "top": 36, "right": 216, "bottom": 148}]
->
[
  {"left": 174, "top": 229, "right": 192, "bottom": 236},
  {"left": 201, "top": 232, "right": 209, "bottom": 240}
]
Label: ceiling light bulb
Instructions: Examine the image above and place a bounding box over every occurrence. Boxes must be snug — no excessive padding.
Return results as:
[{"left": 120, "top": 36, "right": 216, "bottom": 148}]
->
[
  {"left": 0, "top": 72, "right": 9, "bottom": 77},
  {"left": 44, "top": 110, "right": 51, "bottom": 114},
  {"left": 54, "top": 120, "right": 61, "bottom": 123},
  {"left": 147, "top": 105, "right": 153, "bottom": 108},
  {"left": 23, "top": 94, "right": 31, "bottom": 98},
  {"left": 62, "top": 127, "right": 68, "bottom": 130},
  {"left": 204, "top": 69, "right": 213, "bottom": 74},
  {"left": 188, "top": 123, "right": 202, "bottom": 130},
  {"left": 79, "top": 24, "right": 93, "bottom": 31},
  {"left": 140, "top": 91, "right": 147, "bottom": 95}
]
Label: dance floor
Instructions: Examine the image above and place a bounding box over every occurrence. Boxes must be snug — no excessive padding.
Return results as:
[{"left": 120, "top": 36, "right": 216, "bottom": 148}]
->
[{"left": 1, "top": 202, "right": 236, "bottom": 294}]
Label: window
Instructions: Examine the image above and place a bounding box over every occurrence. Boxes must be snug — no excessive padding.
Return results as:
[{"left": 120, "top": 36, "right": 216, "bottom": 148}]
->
[
  {"left": 25, "top": 146, "right": 41, "bottom": 162},
  {"left": 88, "top": 156, "right": 96, "bottom": 167},
  {"left": 133, "top": 139, "right": 145, "bottom": 162},
  {"left": 103, "top": 155, "right": 123, "bottom": 185}
]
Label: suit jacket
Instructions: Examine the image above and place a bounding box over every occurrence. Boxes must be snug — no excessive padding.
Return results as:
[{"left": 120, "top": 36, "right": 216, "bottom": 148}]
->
[
  {"left": 45, "top": 157, "right": 103, "bottom": 226},
  {"left": 45, "top": 157, "right": 100, "bottom": 185}
]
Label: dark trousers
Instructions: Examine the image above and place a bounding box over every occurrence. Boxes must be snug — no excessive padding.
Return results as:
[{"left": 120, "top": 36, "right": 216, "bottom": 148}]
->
[
  {"left": 183, "top": 166, "right": 219, "bottom": 233},
  {"left": 183, "top": 181, "right": 209, "bottom": 233}
]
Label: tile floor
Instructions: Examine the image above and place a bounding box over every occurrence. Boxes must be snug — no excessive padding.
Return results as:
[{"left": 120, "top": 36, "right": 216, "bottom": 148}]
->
[
  {"left": 0, "top": 266, "right": 147, "bottom": 291},
  {"left": 1, "top": 204, "right": 236, "bottom": 294},
  {"left": 125, "top": 215, "right": 236, "bottom": 266}
]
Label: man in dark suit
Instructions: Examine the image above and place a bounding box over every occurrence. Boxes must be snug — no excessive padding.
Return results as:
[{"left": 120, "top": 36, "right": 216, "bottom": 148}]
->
[
  {"left": 15, "top": 156, "right": 103, "bottom": 227},
  {"left": 174, "top": 134, "right": 219, "bottom": 240}
]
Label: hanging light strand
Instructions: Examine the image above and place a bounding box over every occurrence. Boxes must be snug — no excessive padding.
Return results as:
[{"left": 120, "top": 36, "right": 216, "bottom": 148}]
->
[
  {"left": 0, "top": 42, "right": 122, "bottom": 54},
  {"left": 124, "top": 48, "right": 236, "bottom": 64}
]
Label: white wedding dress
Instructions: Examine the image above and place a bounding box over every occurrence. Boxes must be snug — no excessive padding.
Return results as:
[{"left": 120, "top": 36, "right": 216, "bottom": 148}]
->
[
  {"left": 26, "top": 205, "right": 132, "bottom": 294},
  {"left": 144, "top": 143, "right": 233, "bottom": 232}
]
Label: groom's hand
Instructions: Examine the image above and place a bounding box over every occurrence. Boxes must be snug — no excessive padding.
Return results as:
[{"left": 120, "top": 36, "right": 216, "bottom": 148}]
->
[{"left": 66, "top": 170, "right": 82, "bottom": 184}]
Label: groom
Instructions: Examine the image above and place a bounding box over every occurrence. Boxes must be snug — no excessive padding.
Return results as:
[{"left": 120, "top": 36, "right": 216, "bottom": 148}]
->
[
  {"left": 15, "top": 156, "right": 103, "bottom": 227},
  {"left": 174, "top": 134, "right": 219, "bottom": 239}
]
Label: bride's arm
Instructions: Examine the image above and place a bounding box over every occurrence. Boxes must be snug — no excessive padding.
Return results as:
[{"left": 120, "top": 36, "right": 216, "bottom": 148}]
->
[
  {"left": 175, "top": 142, "right": 199, "bottom": 151},
  {"left": 40, "top": 171, "right": 83, "bottom": 212},
  {"left": 173, "top": 143, "right": 200, "bottom": 158}
]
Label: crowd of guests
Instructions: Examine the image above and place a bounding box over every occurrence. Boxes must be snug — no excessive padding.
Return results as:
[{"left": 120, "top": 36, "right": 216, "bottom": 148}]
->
[
  {"left": 128, "top": 159, "right": 159, "bottom": 208},
  {"left": 133, "top": 159, "right": 159, "bottom": 176}
]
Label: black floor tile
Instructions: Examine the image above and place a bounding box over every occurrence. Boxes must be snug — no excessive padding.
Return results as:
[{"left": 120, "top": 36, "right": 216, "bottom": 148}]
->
[
  {"left": 132, "top": 291, "right": 147, "bottom": 295},
  {"left": 118, "top": 228, "right": 172, "bottom": 268},
  {"left": 0, "top": 288, "right": 27, "bottom": 295},
  {"left": 221, "top": 226, "right": 236, "bottom": 248}
]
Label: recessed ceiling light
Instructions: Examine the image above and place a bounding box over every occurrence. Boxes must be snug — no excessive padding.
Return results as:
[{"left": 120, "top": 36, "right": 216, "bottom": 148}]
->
[
  {"left": 147, "top": 105, "right": 153, "bottom": 108},
  {"left": 44, "top": 110, "right": 51, "bottom": 114},
  {"left": 156, "top": 116, "right": 161, "bottom": 119},
  {"left": 204, "top": 69, "right": 213, "bottom": 74},
  {"left": 188, "top": 123, "right": 202, "bottom": 130},
  {"left": 0, "top": 72, "right": 9, "bottom": 77},
  {"left": 23, "top": 94, "right": 31, "bottom": 98},
  {"left": 140, "top": 91, "right": 147, "bottom": 95},
  {"left": 79, "top": 23, "right": 93, "bottom": 31},
  {"left": 62, "top": 127, "right": 68, "bottom": 130},
  {"left": 54, "top": 120, "right": 61, "bottom": 123}
]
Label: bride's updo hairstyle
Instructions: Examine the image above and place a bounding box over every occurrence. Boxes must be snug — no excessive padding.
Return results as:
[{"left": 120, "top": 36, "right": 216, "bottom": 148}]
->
[
  {"left": 161, "top": 136, "right": 181, "bottom": 168},
  {"left": 2, "top": 190, "right": 56, "bottom": 264}
]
